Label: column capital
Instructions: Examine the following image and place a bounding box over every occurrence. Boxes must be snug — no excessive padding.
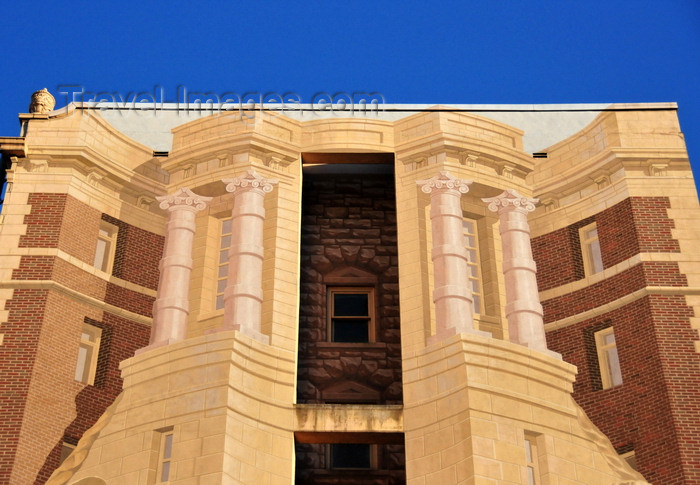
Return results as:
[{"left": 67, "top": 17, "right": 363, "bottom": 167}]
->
[
  {"left": 223, "top": 170, "right": 279, "bottom": 195},
  {"left": 157, "top": 187, "right": 212, "bottom": 212},
  {"left": 482, "top": 189, "right": 538, "bottom": 214},
  {"left": 417, "top": 171, "right": 472, "bottom": 195}
]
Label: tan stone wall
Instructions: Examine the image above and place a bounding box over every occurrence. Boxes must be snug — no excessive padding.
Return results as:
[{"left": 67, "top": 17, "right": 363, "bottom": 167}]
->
[
  {"left": 402, "top": 333, "right": 646, "bottom": 485},
  {"left": 48, "top": 331, "right": 297, "bottom": 485}
]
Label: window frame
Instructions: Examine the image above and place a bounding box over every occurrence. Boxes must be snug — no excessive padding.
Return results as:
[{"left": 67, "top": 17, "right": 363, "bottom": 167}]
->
[
  {"left": 524, "top": 435, "right": 540, "bottom": 485},
  {"left": 74, "top": 323, "right": 102, "bottom": 385},
  {"left": 93, "top": 221, "right": 118, "bottom": 274},
  {"left": 595, "top": 326, "right": 623, "bottom": 389},
  {"left": 157, "top": 429, "right": 174, "bottom": 483},
  {"left": 327, "top": 443, "right": 376, "bottom": 470},
  {"left": 327, "top": 287, "right": 375, "bottom": 343},
  {"left": 463, "top": 218, "right": 484, "bottom": 315},
  {"left": 215, "top": 217, "right": 232, "bottom": 311},
  {"left": 579, "top": 222, "right": 603, "bottom": 276}
]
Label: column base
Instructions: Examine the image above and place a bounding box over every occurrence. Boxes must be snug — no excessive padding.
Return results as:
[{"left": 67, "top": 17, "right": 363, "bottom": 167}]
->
[
  {"left": 427, "top": 326, "right": 491, "bottom": 347},
  {"left": 206, "top": 324, "right": 270, "bottom": 345},
  {"left": 134, "top": 338, "right": 182, "bottom": 355}
]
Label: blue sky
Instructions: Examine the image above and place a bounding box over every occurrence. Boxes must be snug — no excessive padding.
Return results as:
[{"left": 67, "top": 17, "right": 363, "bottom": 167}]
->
[{"left": 2, "top": 1, "right": 699, "bottom": 180}]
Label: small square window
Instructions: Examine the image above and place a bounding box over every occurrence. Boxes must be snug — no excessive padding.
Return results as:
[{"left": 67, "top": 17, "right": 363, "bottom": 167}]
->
[
  {"left": 595, "top": 327, "right": 623, "bottom": 389},
  {"left": 621, "top": 450, "right": 637, "bottom": 470},
  {"left": 94, "top": 221, "right": 118, "bottom": 273},
  {"left": 329, "top": 443, "right": 373, "bottom": 470},
  {"left": 75, "top": 323, "right": 102, "bottom": 385},
  {"left": 328, "top": 288, "right": 373, "bottom": 343},
  {"left": 580, "top": 222, "right": 603, "bottom": 275}
]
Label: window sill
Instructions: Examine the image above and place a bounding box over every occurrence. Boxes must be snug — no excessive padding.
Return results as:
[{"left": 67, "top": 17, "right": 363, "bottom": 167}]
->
[{"left": 315, "top": 342, "right": 387, "bottom": 351}]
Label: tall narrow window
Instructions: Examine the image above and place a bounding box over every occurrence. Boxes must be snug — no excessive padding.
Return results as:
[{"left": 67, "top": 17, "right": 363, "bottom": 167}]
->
[
  {"left": 215, "top": 218, "right": 232, "bottom": 310},
  {"left": 157, "top": 429, "right": 174, "bottom": 482},
  {"left": 463, "top": 219, "right": 483, "bottom": 314},
  {"left": 75, "top": 323, "right": 102, "bottom": 385},
  {"left": 328, "top": 288, "right": 373, "bottom": 343},
  {"left": 580, "top": 222, "right": 603, "bottom": 275},
  {"left": 524, "top": 435, "right": 541, "bottom": 485},
  {"left": 595, "top": 327, "right": 623, "bottom": 388},
  {"left": 94, "top": 221, "right": 118, "bottom": 273}
]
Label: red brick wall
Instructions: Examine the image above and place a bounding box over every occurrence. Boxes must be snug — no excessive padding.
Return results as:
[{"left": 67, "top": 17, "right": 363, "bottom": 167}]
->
[
  {"left": 103, "top": 214, "right": 163, "bottom": 290},
  {"left": 542, "top": 262, "right": 687, "bottom": 323},
  {"left": 539, "top": 196, "right": 698, "bottom": 484},
  {"left": 3, "top": 193, "right": 159, "bottom": 483},
  {"left": 533, "top": 197, "right": 680, "bottom": 291},
  {"left": 546, "top": 296, "right": 699, "bottom": 485},
  {"left": 0, "top": 289, "right": 48, "bottom": 483}
]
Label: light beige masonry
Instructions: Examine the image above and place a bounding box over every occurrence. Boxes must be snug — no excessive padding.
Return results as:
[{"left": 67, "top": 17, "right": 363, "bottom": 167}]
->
[
  {"left": 8, "top": 101, "right": 693, "bottom": 484},
  {"left": 402, "top": 333, "right": 645, "bottom": 485}
]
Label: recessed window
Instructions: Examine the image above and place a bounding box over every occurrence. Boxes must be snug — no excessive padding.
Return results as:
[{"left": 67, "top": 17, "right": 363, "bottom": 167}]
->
[
  {"left": 595, "top": 327, "right": 622, "bottom": 389},
  {"left": 621, "top": 450, "right": 637, "bottom": 470},
  {"left": 328, "top": 288, "right": 373, "bottom": 343},
  {"left": 463, "top": 218, "right": 483, "bottom": 314},
  {"left": 329, "top": 443, "right": 373, "bottom": 469},
  {"left": 580, "top": 222, "right": 603, "bottom": 275},
  {"left": 157, "top": 429, "right": 174, "bottom": 482},
  {"left": 215, "top": 218, "right": 232, "bottom": 310},
  {"left": 94, "top": 221, "right": 118, "bottom": 273},
  {"left": 75, "top": 323, "right": 102, "bottom": 385},
  {"left": 524, "top": 436, "right": 540, "bottom": 485},
  {"left": 59, "top": 442, "right": 75, "bottom": 464}
]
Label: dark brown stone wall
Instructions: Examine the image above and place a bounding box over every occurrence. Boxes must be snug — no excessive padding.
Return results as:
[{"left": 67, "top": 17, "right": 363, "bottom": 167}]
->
[
  {"left": 296, "top": 173, "right": 404, "bottom": 483},
  {"left": 297, "top": 174, "right": 402, "bottom": 404},
  {"left": 295, "top": 442, "right": 406, "bottom": 485}
]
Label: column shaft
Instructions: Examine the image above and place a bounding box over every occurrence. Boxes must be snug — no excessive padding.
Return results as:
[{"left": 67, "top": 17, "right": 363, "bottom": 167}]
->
[
  {"left": 141, "top": 188, "right": 211, "bottom": 353},
  {"left": 483, "top": 189, "right": 557, "bottom": 356},
  {"left": 219, "top": 170, "right": 278, "bottom": 343},
  {"left": 418, "top": 172, "right": 483, "bottom": 343}
]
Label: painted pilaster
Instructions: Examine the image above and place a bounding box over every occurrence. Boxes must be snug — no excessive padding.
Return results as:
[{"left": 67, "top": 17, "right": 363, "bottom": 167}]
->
[
  {"left": 219, "top": 170, "right": 278, "bottom": 343},
  {"left": 483, "top": 189, "right": 559, "bottom": 357},
  {"left": 417, "top": 171, "right": 486, "bottom": 344},
  {"left": 142, "top": 187, "right": 211, "bottom": 352}
]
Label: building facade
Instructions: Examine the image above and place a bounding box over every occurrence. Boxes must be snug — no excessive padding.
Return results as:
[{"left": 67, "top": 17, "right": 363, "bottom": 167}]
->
[{"left": 0, "top": 96, "right": 698, "bottom": 484}]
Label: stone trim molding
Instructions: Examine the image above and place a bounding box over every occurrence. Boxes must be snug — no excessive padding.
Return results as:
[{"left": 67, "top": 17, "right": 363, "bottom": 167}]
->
[
  {"left": 0, "top": 280, "right": 152, "bottom": 326},
  {"left": 544, "top": 285, "right": 700, "bottom": 332}
]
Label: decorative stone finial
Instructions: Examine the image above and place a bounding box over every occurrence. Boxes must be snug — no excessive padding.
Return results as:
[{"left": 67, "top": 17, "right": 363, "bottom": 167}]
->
[
  {"left": 29, "top": 88, "right": 56, "bottom": 114},
  {"left": 156, "top": 187, "right": 212, "bottom": 212},
  {"left": 482, "top": 189, "right": 538, "bottom": 213},
  {"left": 416, "top": 171, "right": 473, "bottom": 194},
  {"left": 223, "top": 170, "right": 279, "bottom": 194}
]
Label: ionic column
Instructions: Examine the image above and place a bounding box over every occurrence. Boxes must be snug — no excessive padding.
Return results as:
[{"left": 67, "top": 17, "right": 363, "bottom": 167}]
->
[
  {"left": 483, "top": 189, "right": 558, "bottom": 357},
  {"left": 142, "top": 187, "right": 211, "bottom": 352},
  {"left": 418, "top": 172, "right": 485, "bottom": 344},
  {"left": 220, "top": 170, "right": 278, "bottom": 343}
]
